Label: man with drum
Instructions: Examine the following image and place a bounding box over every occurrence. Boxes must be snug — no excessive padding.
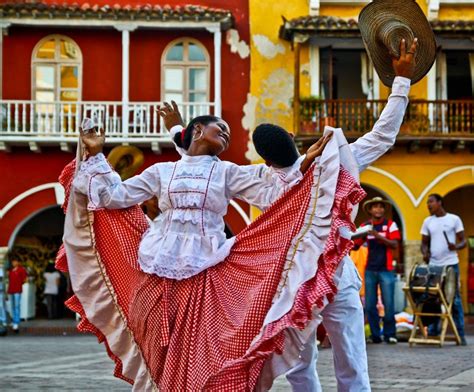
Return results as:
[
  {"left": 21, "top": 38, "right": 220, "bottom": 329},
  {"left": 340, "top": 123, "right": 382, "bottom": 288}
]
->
[{"left": 421, "top": 193, "right": 467, "bottom": 346}]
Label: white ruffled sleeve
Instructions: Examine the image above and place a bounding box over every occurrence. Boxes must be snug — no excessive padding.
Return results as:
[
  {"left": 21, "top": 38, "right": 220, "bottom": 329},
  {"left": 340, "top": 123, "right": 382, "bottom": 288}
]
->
[
  {"left": 225, "top": 160, "right": 303, "bottom": 211},
  {"left": 73, "top": 153, "right": 161, "bottom": 210}
]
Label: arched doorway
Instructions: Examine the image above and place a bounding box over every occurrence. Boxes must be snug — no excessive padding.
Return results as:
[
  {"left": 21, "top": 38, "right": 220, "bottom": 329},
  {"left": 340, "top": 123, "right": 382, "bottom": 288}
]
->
[
  {"left": 355, "top": 184, "right": 405, "bottom": 274},
  {"left": 8, "top": 205, "right": 71, "bottom": 319},
  {"left": 443, "top": 185, "right": 474, "bottom": 312}
]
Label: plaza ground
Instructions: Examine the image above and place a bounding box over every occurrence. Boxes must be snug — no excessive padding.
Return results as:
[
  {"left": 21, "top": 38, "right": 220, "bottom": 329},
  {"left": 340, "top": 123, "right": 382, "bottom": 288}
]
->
[{"left": 0, "top": 332, "right": 473, "bottom": 391}]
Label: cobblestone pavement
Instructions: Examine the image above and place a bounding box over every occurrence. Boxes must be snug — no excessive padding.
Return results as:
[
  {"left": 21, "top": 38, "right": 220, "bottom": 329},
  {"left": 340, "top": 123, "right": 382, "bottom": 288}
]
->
[{"left": 0, "top": 334, "right": 473, "bottom": 391}]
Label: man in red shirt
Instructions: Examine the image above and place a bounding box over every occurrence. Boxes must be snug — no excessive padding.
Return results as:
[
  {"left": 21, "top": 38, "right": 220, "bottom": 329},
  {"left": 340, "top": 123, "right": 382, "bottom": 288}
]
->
[
  {"left": 354, "top": 197, "right": 401, "bottom": 344},
  {"left": 7, "top": 259, "right": 28, "bottom": 332}
]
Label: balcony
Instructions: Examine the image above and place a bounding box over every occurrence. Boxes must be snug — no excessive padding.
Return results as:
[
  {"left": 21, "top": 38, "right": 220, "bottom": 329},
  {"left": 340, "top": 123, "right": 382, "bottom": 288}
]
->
[
  {"left": 0, "top": 100, "right": 215, "bottom": 152},
  {"left": 297, "top": 99, "right": 473, "bottom": 151}
]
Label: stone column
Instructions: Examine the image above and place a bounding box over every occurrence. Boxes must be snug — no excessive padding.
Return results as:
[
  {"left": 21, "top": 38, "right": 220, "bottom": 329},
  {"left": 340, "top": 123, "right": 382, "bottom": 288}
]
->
[{"left": 403, "top": 240, "right": 423, "bottom": 278}]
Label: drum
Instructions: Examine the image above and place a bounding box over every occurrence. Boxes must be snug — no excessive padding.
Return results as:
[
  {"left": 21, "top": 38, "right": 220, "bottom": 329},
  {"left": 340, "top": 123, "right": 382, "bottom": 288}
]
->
[
  {"left": 408, "top": 264, "right": 456, "bottom": 326},
  {"left": 409, "top": 264, "right": 456, "bottom": 304}
]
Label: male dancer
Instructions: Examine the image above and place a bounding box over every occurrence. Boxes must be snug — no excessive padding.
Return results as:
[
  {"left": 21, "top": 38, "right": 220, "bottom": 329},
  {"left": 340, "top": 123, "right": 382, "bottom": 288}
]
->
[{"left": 253, "top": 38, "right": 417, "bottom": 391}]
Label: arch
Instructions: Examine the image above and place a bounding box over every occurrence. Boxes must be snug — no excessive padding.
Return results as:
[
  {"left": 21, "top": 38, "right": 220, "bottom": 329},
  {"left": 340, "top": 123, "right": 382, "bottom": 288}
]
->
[
  {"left": 0, "top": 183, "right": 64, "bottom": 219},
  {"left": 359, "top": 182, "right": 406, "bottom": 239},
  {"left": 229, "top": 199, "right": 251, "bottom": 225},
  {"left": 7, "top": 204, "right": 62, "bottom": 250},
  {"left": 366, "top": 165, "right": 474, "bottom": 208}
]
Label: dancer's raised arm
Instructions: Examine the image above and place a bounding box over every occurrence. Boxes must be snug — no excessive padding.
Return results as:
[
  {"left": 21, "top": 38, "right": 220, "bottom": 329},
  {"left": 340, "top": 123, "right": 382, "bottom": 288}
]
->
[{"left": 74, "top": 124, "right": 161, "bottom": 210}]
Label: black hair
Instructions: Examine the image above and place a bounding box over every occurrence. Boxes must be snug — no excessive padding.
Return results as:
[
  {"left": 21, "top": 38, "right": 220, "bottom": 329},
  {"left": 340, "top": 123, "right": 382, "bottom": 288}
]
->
[
  {"left": 428, "top": 193, "right": 443, "bottom": 206},
  {"left": 45, "top": 263, "right": 56, "bottom": 273},
  {"left": 173, "top": 115, "right": 221, "bottom": 150},
  {"left": 252, "top": 123, "right": 299, "bottom": 168}
]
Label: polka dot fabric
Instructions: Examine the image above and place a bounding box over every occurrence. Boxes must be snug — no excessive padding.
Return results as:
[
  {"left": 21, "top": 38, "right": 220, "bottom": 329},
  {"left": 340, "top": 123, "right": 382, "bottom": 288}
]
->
[{"left": 56, "top": 160, "right": 365, "bottom": 391}]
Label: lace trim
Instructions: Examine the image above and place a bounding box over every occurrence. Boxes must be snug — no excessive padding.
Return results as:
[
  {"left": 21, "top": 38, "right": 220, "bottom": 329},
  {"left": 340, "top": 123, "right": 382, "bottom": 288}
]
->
[
  {"left": 138, "top": 253, "right": 224, "bottom": 280},
  {"left": 79, "top": 153, "right": 108, "bottom": 172}
]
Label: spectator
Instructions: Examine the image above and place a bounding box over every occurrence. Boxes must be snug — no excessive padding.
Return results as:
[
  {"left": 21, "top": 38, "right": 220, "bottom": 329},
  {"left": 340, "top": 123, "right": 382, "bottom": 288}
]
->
[
  {"left": 7, "top": 258, "right": 28, "bottom": 333},
  {"left": 421, "top": 193, "right": 467, "bottom": 345},
  {"left": 354, "top": 197, "right": 401, "bottom": 344},
  {"left": 43, "top": 263, "right": 61, "bottom": 319},
  {"left": 0, "top": 267, "right": 7, "bottom": 335}
]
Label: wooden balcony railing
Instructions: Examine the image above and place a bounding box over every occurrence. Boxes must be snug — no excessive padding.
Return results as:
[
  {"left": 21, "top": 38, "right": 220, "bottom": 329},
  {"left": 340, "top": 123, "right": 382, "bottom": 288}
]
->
[
  {"left": 298, "top": 99, "right": 473, "bottom": 137},
  {"left": 0, "top": 100, "right": 215, "bottom": 144}
]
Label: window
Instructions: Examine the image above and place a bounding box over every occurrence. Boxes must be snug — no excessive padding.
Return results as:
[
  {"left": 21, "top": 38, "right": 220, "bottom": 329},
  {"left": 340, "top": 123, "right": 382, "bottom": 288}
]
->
[
  {"left": 162, "top": 39, "right": 210, "bottom": 118},
  {"left": 32, "top": 35, "right": 82, "bottom": 104}
]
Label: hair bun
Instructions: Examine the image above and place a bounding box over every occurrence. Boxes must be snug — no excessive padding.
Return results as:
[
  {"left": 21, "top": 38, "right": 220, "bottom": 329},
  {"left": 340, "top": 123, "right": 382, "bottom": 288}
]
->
[{"left": 173, "top": 131, "right": 184, "bottom": 148}]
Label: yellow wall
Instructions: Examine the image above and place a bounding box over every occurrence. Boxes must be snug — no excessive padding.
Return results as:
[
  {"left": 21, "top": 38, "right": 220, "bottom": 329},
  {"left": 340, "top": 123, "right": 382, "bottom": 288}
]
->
[
  {"left": 249, "top": 0, "right": 474, "bottom": 307},
  {"left": 360, "top": 150, "right": 474, "bottom": 308},
  {"left": 439, "top": 6, "right": 474, "bottom": 19}
]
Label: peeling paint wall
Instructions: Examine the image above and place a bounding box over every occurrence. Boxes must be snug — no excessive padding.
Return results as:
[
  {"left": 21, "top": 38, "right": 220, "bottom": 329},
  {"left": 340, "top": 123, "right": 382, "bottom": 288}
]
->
[
  {"left": 248, "top": 1, "right": 308, "bottom": 146},
  {"left": 226, "top": 29, "right": 250, "bottom": 59},
  {"left": 252, "top": 35, "right": 285, "bottom": 59}
]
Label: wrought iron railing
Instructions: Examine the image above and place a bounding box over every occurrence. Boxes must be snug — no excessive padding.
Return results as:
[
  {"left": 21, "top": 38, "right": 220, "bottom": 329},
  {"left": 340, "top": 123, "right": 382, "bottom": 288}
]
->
[{"left": 298, "top": 99, "right": 473, "bottom": 136}]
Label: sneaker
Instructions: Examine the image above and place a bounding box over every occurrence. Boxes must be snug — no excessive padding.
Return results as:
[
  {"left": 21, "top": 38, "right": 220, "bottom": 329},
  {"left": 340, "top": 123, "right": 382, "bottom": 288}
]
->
[
  {"left": 386, "top": 337, "right": 398, "bottom": 344},
  {"left": 460, "top": 337, "right": 467, "bottom": 346},
  {"left": 367, "top": 336, "right": 382, "bottom": 344},
  {"left": 12, "top": 324, "right": 19, "bottom": 334}
]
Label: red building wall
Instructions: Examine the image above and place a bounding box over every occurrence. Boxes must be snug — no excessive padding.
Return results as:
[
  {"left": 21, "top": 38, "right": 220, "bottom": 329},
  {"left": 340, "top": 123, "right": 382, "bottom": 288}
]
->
[{"left": 1, "top": 0, "right": 250, "bottom": 246}]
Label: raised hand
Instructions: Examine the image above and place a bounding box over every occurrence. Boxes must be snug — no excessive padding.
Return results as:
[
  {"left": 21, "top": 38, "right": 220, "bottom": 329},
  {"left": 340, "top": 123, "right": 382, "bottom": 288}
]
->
[
  {"left": 157, "top": 101, "right": 185, "bottom": 131},
  {"left": 300, "top": 131, "right": 333, "bottom": 174},
  {"left": 392, "top": 38, "right": 418, "bottom": 80},
  {"left": 80, "top": 126, "right": 105, "bottom": 156}
]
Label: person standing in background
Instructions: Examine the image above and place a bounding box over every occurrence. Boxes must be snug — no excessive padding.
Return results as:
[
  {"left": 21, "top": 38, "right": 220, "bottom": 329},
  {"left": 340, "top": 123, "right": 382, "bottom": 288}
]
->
[
  {"left": 7, "top": 258, "right": 28, "bottom": 333},
  {"left": 421, "top": 193, "right": 467, "bottom": 345},
  {"left": 43, "top": 263, "right": 61, "bottom": 319},
  {"left": 354, "top": 197, "right": 401, "bottom": 344},
  {"left": 0, "top": 267, "right": 7, "bottom": 335}
]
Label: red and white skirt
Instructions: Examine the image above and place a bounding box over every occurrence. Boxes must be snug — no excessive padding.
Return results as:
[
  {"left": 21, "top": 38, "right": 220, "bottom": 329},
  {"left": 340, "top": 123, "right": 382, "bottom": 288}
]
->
[{"left": 56, "top": 141, "right": 365, "bottom": 391}]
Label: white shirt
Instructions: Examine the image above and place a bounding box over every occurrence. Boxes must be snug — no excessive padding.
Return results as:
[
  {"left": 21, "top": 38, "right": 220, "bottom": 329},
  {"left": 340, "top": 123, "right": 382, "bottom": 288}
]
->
[
  {"left": 44, "top": 271, "right": 60, "bottom": 295},
  {"left": 421, "top": 213, "right": 464, "bottom": 266},
  {"left": 335, "top": 76, "right": 411, "bottom": 289},
  {"left": 73, "top": 153, "right": 302, "bottom": 279}
]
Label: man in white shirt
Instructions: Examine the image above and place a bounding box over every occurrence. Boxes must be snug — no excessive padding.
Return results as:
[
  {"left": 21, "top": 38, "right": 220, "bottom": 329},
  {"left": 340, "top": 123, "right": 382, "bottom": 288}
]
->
[{"left": 421, "top": 193, "right": 467, "bottom": 345}]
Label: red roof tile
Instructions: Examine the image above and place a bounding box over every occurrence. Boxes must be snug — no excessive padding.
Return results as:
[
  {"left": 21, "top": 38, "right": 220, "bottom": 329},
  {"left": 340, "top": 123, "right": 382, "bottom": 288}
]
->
[
  {"left": 280, "top": 15, "right": 474, "bottom": 41},
  {"left": 0, "top": 1, "right": 234, "bottom": 29}
]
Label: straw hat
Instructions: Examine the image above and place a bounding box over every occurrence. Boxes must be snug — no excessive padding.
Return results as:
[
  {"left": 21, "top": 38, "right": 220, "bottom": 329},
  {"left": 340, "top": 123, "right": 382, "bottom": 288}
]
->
[
  {"left": 359, "top": 0, "right": 437, "bottom": 87},
  {"left": 107, "top": 145, "right": 145, "bottom": 180},
  {"left": 363, "top": 196, "right": 392, "bottom": 214}
]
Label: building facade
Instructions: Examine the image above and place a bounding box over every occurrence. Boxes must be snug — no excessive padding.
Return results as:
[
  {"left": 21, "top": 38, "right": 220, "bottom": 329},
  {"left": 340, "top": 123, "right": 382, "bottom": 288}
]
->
[
  {"left": 0, "top": 0, "right": 251, "bottom": 315},
  {"left": 248, "top": 0, "right": 474, "bottom": 309}
]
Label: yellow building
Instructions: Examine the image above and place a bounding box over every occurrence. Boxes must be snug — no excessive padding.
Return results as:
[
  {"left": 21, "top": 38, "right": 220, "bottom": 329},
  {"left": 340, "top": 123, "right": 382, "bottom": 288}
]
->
[{"left": 246, "top": 1, "right": 474, "bottom": 309}]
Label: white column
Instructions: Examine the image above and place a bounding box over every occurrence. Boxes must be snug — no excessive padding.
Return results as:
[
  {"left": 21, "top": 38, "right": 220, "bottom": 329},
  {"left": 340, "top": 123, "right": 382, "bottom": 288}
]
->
[
  {"left": 213, "top": 29, "right": 222, "bottom": 117},
  {"left": 0, "top": 23, "right": 10, "bottom": 101},
  {"left": 309, "top": 0, "right": 320, "bottom": 16},
  {"left": 373, "top": 68, "right": 380, "bottom": 100},
  {"left": 427, "top": 60, "right": 437, "bottom": 129},
  {"left": 428, "top": 0, "right": 440, "bottom": 20},
  {"left": 309, "top": 45, "right": 320, "bottom": 97},
  {"left": 115, "top": 24, "right": 137, "bottom": 135}
]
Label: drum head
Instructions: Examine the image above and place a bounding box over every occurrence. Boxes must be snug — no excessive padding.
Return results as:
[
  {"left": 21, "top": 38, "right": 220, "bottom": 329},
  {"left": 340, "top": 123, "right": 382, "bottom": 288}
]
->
[{"left": 443, "top": 267, "right": 456, "bottom": 304}]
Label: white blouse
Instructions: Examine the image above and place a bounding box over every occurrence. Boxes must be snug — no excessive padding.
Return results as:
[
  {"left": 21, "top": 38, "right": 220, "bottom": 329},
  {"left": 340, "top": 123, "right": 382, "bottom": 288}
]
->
[{"left": 73, "top": 153, "right": 303, "bottom": 279}]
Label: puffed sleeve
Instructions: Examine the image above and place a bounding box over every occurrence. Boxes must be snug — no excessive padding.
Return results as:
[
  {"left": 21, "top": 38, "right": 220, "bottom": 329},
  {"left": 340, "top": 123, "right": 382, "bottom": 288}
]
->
[
  {"left": 224, "top": 159, "right": 303, "bottom": 211},
  {"left": 73, "top": 153, "right": 161, "bottom": 210}
]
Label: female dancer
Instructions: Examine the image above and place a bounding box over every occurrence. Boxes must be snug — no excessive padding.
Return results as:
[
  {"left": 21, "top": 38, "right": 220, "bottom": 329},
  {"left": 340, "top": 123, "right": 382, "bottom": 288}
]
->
[{"left": 57, "top": 111, "right": 364, "bottom": 391}]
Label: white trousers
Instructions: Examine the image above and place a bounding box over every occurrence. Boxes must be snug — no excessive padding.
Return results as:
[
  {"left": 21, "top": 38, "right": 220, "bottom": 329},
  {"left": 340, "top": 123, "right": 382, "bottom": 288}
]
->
[{"left": 286, "top": 277, "right": 371, "bottom": 392}]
